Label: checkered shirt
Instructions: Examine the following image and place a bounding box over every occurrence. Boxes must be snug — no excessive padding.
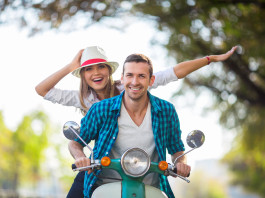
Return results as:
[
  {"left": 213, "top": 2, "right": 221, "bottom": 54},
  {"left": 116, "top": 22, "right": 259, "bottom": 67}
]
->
[{"left": 75, "top": 91, "right": 185, "bottom": 198}]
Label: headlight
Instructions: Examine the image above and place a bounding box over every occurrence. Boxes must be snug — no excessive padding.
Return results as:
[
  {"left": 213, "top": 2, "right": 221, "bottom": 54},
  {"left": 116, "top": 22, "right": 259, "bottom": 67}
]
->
[{"left": 121, "top": 148, "right": 150, "bottom": 177}]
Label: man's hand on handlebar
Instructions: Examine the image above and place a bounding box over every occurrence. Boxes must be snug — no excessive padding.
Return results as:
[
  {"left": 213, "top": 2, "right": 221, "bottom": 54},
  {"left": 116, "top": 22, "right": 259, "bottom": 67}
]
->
[
  {"left": 175, "top": 162, "right": 191, "bottom": 177},
  {"left": 75, "top": 157, "right": 92, "bottom": 174}
]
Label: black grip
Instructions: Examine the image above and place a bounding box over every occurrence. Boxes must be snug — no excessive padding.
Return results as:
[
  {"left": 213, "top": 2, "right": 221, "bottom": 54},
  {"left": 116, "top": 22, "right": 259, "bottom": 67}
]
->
[
  {"left": 72, "top": 164, "right": 77, "bottom": 170},
  {"left": 173, "top": 166, "right": 190, "bottom": 177}
]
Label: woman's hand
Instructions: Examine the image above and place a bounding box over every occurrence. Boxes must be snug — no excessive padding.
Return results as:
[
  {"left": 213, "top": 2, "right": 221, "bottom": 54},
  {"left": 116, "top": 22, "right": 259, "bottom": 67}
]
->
[
  {"left": 211, "top": 46, "right": 238, "bottom": 62},
  {"left": 35, "top": 49, "right": 85, "bottom": 97},
  {"left": 69, "top": 49, "right": 84, "bottom": 71}
]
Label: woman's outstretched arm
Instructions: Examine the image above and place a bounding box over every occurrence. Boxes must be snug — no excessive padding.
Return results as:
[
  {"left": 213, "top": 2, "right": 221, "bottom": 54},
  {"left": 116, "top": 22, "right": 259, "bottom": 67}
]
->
[{"left": 173, "top": 46, "right": 238, "bottom": 79}]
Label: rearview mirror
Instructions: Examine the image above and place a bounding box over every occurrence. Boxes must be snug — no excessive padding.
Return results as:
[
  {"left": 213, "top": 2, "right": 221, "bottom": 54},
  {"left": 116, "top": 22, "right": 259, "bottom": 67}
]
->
[
  {"left": 63, "top": 121, "right": 80, "bottom": 140},
  {"left": 186, "top": 130, "right": 205, "bottom": 149}
]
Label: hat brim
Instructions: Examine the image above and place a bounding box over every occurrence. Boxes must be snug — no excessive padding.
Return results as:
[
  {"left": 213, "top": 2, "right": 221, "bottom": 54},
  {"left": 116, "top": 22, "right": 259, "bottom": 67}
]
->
[{"left": 72, "top": 61, "right": 119, "bottom": 78}]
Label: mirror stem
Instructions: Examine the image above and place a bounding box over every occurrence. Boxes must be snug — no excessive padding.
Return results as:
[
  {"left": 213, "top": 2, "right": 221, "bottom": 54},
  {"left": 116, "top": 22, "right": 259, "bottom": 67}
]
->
[
  {"left": 70, "top": 126, "right": 94, "bottom": 163},
  {"left": 173, "top": 147, "right": 196, "bottom": 166}
]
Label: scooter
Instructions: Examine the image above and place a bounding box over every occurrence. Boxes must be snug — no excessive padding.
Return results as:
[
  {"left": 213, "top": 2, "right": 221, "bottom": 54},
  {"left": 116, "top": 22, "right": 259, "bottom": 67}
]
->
[{"left": 63, "top": 121, "right": 205, "bottom": 198}]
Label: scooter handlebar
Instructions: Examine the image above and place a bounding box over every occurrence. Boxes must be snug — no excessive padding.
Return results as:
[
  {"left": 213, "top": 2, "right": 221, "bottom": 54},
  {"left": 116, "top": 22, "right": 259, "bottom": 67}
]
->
[
  {"left": 71, "top": 163, "right": 101, "bottom": 172},
  {"left": 72, "top": 164, "right": 77, "bottom": 170},
  {"left": 172, "top": 166, "right": 190, "bottom": 178},
  {"left": 168, "top": 163, "right": 190, "bottom": 177}
]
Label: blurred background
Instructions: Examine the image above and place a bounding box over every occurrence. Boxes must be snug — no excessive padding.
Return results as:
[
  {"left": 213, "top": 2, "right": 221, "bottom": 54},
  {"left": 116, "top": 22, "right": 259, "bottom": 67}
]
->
[{"left": 0, "top": 0, "right": 264, "bottom": 198}]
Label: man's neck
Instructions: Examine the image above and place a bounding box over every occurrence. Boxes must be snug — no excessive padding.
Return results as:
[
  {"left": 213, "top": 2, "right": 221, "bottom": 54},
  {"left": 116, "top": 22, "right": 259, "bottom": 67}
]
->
[{"left": 122, "top": 94, "right": 149, "bottom": 126}]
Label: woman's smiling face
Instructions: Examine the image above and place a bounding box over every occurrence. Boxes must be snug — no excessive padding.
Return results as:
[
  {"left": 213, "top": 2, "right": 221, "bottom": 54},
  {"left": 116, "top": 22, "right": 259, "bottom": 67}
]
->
[{"left": 82, "top": 63, "right": 111, "bottom": 92}]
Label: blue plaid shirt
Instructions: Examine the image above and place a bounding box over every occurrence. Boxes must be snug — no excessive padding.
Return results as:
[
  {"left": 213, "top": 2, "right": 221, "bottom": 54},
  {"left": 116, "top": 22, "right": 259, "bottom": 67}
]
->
[{"left": 76, "top": 91, "right": 185, "bottom": 198}]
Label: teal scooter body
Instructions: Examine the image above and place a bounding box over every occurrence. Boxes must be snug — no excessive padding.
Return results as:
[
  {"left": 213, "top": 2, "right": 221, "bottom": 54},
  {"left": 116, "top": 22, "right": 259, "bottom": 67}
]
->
[
  {"left": 92, "top": 159, "right": 167, "bottom": 198},
  {"left": 62, "top": 121, "right": 205, "bottom": 198}
]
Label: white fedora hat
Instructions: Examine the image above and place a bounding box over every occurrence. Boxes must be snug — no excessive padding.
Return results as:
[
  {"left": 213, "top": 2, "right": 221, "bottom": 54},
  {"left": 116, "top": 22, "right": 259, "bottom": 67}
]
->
[{"left": 72, "top": 46, "right": 119, "bottom": 78}]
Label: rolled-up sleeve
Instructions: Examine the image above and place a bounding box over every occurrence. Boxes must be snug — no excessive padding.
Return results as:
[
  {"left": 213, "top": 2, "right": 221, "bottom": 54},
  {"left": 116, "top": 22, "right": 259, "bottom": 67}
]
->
[
  {"left": 76, "top": 104, "right": 99, "bottom": 146},
  {"left": 167, "top": 106, "right": 185, "bottom": 155},
  {"left": 44, "top": 88, "right": 82, "bottom": 109}
]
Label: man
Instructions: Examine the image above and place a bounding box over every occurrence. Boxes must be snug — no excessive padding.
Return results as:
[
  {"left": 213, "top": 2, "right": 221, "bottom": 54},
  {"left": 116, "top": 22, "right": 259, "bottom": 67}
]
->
[{"left": 68, "top": 53, "right": 191, "bottom": 198}]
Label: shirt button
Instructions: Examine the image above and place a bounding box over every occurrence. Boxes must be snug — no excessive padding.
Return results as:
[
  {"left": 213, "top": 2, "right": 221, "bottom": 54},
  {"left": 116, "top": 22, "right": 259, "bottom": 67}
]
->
[
  {"left": 106, "top": 152, "right": 109, "bottom": 155},
  {"left": 113, "top": 137, "right": 115, "bottom": 139}
]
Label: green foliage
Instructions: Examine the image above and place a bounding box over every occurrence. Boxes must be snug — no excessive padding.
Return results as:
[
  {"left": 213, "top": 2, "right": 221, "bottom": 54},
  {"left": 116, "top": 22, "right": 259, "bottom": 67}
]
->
[
  {"left": 0, "top": 111, "right": 14, "bottom": 189},
  {"left": 222, "top": 108, "right": 265, "bottom": 196},
  {"left": 0, "top": 1, "right": 127, "bottom": 35},
  {"left": 0, "top": 110, "right": 75, "bottom": 194},
  {"left": 0, "top": 111, "right": 50, "bottom": 190},
  {"left": 51, "top": 135, "right": 77, "bottom": 192},
  {"left": 206, "top": 180, "right": 228, "bottom": 198}
]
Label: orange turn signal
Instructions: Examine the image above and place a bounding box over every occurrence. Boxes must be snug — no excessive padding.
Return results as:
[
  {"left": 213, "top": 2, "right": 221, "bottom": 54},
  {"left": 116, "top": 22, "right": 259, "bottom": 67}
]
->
[
  {"left": 101, "top": 156, "right": 111, "bottom": 167},
  {"left": 158, "top": 161, "right": 168, "bottom": 171}
]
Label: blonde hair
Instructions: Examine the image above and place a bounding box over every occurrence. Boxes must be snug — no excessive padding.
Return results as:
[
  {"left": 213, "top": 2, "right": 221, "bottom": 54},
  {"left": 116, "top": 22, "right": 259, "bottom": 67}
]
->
[{"left": 78, "top": 65, "right": 120, "bottom": 115}]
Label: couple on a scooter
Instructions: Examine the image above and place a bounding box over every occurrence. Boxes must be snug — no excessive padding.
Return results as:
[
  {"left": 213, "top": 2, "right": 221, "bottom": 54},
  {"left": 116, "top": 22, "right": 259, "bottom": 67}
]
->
[{"left": 36, "top": 46, "right": 237, "bottom": 198}]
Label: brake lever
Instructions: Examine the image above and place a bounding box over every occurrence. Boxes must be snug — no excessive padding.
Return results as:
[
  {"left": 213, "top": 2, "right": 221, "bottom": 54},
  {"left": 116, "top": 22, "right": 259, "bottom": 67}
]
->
[
  {"left": 72, "top": 163, "right": 101, "bottom": 172},
  {"left": 168, "top": 163, "right": 190, "bottom": 177}
]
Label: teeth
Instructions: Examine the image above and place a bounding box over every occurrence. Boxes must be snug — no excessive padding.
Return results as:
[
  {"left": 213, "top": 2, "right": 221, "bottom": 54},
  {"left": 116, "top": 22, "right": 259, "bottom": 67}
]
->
[
  {"left": 131, "top": 87, "right": 140, "bottom": 91},
  {"left": 94, "top": 78, "right": 102, "bottom": 82}
]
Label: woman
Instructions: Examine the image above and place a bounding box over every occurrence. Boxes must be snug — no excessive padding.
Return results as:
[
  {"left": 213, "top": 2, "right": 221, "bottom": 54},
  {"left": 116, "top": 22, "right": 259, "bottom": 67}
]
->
[{"left": 35, "top": 45, "right": 237, "bottom": 198}]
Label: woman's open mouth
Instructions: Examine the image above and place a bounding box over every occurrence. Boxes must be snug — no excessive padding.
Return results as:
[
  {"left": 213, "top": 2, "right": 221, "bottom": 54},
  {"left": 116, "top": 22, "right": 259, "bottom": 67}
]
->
[{"left": 93, "top": 78, "right": 103, "bottom": 84}]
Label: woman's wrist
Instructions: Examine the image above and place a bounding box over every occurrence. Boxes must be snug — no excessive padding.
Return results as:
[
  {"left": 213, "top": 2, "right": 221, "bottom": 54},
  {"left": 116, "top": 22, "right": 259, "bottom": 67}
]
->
[
  {"left": 205, "top": 56, "right": 211, "bottom": 65},
  {"left": 206, "top": 55, "right": 219, "bottom": 63},
  {"left": 67, "top": 63, "right": 79, "bottom": 72},
  {"left": 209, "top": 55, "right": 219, "bottom": 63}
]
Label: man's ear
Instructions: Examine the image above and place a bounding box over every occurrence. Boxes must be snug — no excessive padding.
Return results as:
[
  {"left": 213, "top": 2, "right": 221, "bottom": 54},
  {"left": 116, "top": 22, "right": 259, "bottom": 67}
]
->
[{"left": 149, "top": 75, "right": 155, "bottom": 86}]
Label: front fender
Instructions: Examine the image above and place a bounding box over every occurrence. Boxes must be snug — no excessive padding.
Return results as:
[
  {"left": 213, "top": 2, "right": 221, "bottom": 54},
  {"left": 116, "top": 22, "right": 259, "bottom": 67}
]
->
[{"left": 92, "top": 182, "right": 168, "bottom": 198}]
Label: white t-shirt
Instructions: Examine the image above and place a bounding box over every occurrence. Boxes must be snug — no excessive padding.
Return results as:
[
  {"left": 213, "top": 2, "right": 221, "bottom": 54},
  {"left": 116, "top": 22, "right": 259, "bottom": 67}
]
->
[{"left": 44, "top": 67, "right": 178, "bottom": 111}]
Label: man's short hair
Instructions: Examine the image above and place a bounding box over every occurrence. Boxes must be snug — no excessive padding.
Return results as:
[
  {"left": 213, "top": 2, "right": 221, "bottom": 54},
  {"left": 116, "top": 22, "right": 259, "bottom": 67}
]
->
[{"left": 123, "top": 54, "right": 153, "bottom": 78}]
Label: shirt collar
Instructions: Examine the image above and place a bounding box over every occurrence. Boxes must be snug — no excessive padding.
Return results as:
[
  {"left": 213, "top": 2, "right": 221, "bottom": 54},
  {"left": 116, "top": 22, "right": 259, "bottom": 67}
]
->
[
  {"left": 147, "top": 91, "right": 161, "bottom": 113},
  {"left": 110, "top": 91, "right": 124, "bottom": 115},
  {"left": 87, "top": 90, "right": 99, "bottom": 102},
  {"left": 110, "top": 91, "right": 161, "bottom": 114}
]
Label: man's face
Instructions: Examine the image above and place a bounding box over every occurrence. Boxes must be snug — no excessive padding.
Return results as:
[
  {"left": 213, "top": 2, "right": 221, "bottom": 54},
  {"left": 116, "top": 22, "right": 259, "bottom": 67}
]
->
[{"left": 121, "top": 62, "right": 155, "bottom": 101}]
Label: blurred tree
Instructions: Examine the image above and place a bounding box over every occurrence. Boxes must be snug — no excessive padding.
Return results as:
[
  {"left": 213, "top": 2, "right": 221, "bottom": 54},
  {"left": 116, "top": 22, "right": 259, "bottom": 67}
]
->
[
  {"left": 0, "top": 111, "right": 49, "bottom": 193},
  {"left": 0, "top": 0, "right": 129, "bottom": 35},
  {"left": 0, "top": 111, "right": 14, "bottom": 190},
  {"left": 1, "top": 0, "right": 265, "bottom": 196},
  {"left": 0, "top": 110, "right": 74, "bottom": 196}
]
